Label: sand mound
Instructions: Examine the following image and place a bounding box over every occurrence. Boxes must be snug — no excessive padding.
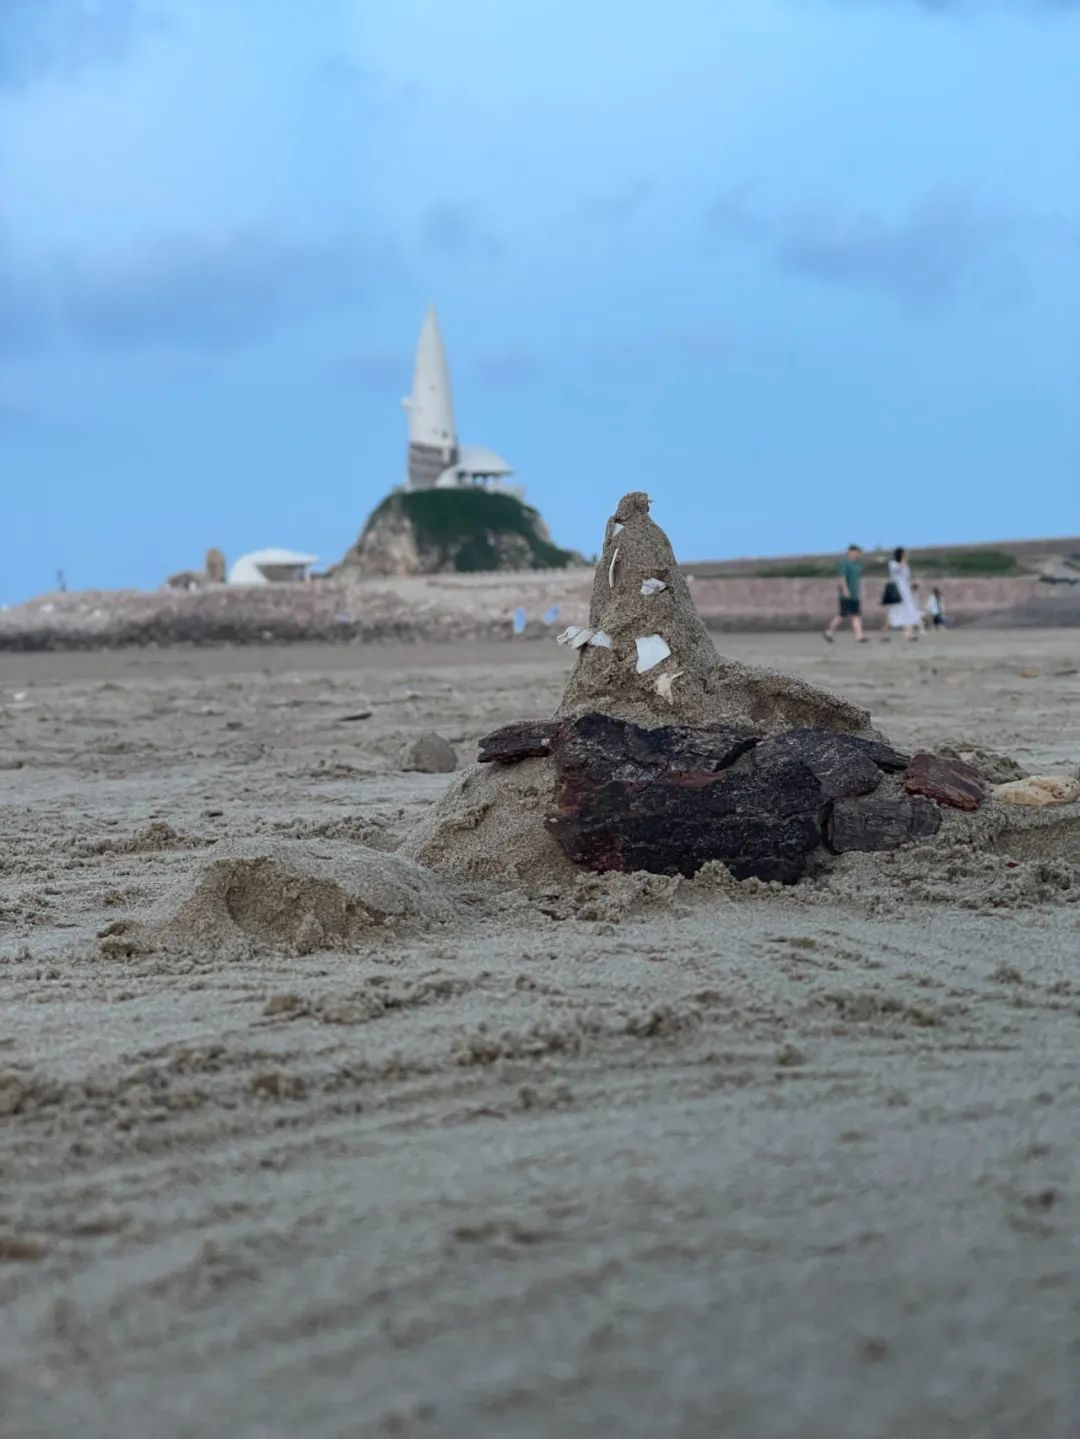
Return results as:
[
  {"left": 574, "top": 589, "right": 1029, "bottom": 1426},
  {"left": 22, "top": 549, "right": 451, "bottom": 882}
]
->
[
  {"left": 147, "top": 839, "right": 452, "bottom": 954},
  {"left": 400, "top": 760, "right": 571, "bottom": 885}
]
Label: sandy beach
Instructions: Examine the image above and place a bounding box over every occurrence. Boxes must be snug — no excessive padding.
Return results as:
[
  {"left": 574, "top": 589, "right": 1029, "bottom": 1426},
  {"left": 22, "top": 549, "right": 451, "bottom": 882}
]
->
[{"left": 2, "top": 629, "right": 1080, "bottom": 1439}]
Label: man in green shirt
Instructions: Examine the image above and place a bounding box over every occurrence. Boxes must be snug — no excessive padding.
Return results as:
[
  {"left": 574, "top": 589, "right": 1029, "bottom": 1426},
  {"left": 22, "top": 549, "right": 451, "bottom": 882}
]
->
[{"left": 824, "top": 544, "right": 866, "bottom": 643}]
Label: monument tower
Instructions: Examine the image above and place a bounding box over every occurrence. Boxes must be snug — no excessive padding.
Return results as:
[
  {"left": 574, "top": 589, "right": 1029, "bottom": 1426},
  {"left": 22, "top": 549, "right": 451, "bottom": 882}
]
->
[{"left": 402, "top": 307, "right": 517, "bottom": 492}]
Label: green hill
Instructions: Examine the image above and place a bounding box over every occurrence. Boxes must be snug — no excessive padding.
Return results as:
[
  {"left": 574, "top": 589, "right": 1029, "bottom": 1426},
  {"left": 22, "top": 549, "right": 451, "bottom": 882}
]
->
[{"left": 342, "top": 489, "right": 580, "bottom": 576}]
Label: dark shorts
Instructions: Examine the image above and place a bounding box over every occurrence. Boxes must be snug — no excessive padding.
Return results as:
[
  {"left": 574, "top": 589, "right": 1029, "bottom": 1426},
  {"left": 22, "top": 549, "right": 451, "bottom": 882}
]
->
[{"left": 839, "top": 596, "right": 861, "bottom": 618}]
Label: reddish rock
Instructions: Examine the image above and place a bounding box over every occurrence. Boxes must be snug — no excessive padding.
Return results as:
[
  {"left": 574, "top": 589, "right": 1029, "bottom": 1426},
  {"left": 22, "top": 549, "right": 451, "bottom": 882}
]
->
[{"left": 902, "top": 752, "right": 985, "bottom": 811}]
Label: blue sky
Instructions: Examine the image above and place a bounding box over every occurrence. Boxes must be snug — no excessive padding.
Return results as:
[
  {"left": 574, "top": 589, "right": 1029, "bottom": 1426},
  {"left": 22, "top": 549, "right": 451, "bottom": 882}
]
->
[{"left": 1, "top": 0, "right": 1078, "bottom": 601}]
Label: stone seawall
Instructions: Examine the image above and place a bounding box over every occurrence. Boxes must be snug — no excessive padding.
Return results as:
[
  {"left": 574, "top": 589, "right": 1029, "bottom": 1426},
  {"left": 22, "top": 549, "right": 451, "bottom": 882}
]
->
[
  {"left": 0, "top": 574, "right": 1060, "bottom": 651},
  {"left": 688, "top": 576, "right": 1046, "bottom": 631}
]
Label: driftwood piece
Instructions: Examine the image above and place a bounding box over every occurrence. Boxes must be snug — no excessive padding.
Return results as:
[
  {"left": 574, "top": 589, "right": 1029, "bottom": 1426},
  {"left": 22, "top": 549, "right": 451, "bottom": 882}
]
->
[
  {"left": 903, "top": 752, "right": 985, "bottom": 812},
  {"left": 554, "top": 713, "right": 758, "bottom": 778},
  {"left": 478, "top": 721, "right": 561, "bottom": 765},
  {"left": 547, "top": 715, "right": 824, "bottom": 883},
  {"left": 826, "top": 795, "right": 942, "bottom": 852}
]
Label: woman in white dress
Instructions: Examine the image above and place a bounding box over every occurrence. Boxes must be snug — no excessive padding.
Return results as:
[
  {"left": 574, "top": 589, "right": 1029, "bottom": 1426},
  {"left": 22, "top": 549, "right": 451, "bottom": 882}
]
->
[{"left": 886, "top": 546, "right": 921, "bottom": 640}]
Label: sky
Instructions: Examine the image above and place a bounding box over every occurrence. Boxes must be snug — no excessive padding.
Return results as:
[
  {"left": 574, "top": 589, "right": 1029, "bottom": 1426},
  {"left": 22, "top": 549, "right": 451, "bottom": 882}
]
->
[{"left": 1, "top": 0, "right": 1078, "bottom": 602}]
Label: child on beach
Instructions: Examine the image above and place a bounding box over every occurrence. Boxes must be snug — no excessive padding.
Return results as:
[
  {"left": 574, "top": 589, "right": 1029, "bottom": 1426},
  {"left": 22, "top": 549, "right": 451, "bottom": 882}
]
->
[{"left": 927, "top": 587, "right": 949, "bottom": 628}]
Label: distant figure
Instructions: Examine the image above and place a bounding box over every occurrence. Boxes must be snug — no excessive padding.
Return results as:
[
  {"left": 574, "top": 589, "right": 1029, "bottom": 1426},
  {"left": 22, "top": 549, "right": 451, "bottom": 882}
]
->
[
  {"left": 512, "top": 607, "right": 527, "bottom": 635},
  {"left": 204, "top": 547, "right": 227, "bottom": 584},
  {"left": 884, "top": 547, "right": 921, "bottom": 640},
  {"left": 927, "top": 586, "right": 949, "bottom": 628},
  {"left": 823, "top": 544, "right": 866, "bottom": 643},
  {"left": 56, "top": 569, "right": 67, "bottom": 594}
]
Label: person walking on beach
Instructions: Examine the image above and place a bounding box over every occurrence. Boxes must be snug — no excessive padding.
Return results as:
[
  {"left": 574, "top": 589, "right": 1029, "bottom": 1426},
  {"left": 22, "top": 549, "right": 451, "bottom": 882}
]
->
[
  {"left": 927, "top": 586, "right": 949, "bottom": 629},
  {"left": 824, "top": 544, "right": 866, "bottom": 643},
  {"left": 884, "top": 546, "right": 921, "bottom": 640}
]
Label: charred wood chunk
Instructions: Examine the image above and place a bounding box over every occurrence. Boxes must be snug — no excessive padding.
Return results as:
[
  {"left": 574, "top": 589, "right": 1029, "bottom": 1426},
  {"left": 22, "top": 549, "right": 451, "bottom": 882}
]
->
[
  {"left": 478, "top": 720, "right": 561, "bottom": 765},
  {"left": 903, "top": 752, "right": 985, "bottom": 812},
  {"left": 551, "top": 713, "right": 758, "bottom": 779},
  {"left": 844, "top": 736, "right": 912, "bottom": 774},
  {"left": 547, "top": 714, "right": 823, "bottom": 883},
  {"left": 826, "top": 794, "right": 942, "bottom": 853},
  {"left": 747, "top": 729, "right": 884, "bottom": 799}
]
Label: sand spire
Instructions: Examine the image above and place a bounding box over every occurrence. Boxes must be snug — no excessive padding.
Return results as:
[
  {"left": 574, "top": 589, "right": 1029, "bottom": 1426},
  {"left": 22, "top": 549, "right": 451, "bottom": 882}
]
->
[{"left": 557, "top": 491, "right": 873, "bottom": 736}]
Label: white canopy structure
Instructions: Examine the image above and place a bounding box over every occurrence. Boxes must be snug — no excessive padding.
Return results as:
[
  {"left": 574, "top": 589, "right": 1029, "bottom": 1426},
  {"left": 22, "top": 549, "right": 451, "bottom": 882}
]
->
[
  {"left": 401, "top": 307, "right": 517, "bottom": 493},
  {"left": 227, "top": 549, "right": 318, "bottom": 586},
  {"left": 434, "top": 444, "right": 516, "bottom": 489}
]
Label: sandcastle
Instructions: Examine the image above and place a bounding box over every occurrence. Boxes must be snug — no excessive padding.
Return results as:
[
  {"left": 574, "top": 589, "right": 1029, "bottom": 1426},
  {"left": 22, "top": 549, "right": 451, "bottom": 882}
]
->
[
  {"left": 554, "top": 490, "right": 873, "bottom": 735},
  {"left": 402, "top": 493, "right": 1079, "bottom": 887}
]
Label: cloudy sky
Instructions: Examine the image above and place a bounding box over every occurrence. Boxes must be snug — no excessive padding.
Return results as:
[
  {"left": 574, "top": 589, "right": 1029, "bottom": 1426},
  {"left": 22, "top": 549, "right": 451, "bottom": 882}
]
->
[{"left": 2, "top": 0, "right": 1078, "bottom": 600}]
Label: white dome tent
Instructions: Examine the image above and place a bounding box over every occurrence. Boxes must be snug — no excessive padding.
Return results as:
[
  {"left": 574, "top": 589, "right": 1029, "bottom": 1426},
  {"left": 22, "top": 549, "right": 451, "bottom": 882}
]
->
[{"left": 227, "top": 549, "right": 318, "bottom": 586}]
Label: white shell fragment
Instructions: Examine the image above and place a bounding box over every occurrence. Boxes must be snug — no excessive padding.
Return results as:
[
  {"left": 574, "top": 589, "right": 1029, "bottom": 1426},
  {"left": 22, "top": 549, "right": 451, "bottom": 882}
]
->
[
  {"left": 556, "top": 626, "right": 588, "bottom": 646},
  {"left": 655, "top": 669, "right": 683, "bottom": 704},
  {"left": 588, "top": 630, "right": 613, "bottom": 648},
  {"left": 571, "top": 628, "right": 595, "bottom": 649},
  {"left": 635, "top": 634, "right": 671, "bottom": 673},
  {"left": 640, "top": 577, "right": 667, "bottom": 596},
  {"left": 608, "top": 548, "right": 620, "bottom": 589},
  {"left": 612, "top": 522, "right": 625, "bottom": 536}
]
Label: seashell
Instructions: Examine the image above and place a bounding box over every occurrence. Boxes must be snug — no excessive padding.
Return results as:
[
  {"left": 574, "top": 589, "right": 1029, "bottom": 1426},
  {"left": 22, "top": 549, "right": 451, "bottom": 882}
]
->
[
  {"left": 995, "top": 774, "right": 1080, "bottom": 807},
  {"left": 635, "top": 635, "right": 671, "bottom": 673},
  {"left": 608, "top": 548, "right": 620, "bottom": 589},
  {"left": 556, "top": 626, "right": 586, "bottom": 646},
  {"left": 640, "top": 578, "right": 667, "bottom": 596},
  {"left": 588, "top": 630, "right": 613, "bottom": 648},
  {"left": 654, "top": 669, "right": 683, "bottom": 703},
  {"left": 571, "top": 628, "right": 595, "bottom": 649}
]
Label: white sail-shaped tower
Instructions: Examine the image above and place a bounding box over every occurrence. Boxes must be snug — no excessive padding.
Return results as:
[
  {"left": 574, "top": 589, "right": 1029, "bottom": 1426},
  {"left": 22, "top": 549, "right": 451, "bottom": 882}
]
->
[
  {"left": 401, "top": 307, "right": 516, "bottom": 492},
  {"left": 402, "top": 307, "right": 458, "bottom": 489}
]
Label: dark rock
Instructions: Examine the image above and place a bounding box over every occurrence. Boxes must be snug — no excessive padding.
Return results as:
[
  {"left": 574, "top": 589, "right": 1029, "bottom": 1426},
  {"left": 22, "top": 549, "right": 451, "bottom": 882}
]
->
[
  {"left": 547, "top": 715, "right": 822, "bottom": 883},
  {"left": 903, "top": 752, "right": 985, "bottom": 811},
  {"left": 844, "top": 735, "right": 912, "bottom": 774},
  {"left": 478, "top": 720, "right": 561, "bottom": 765},
  {"left": 826, "top": 795, "right": 942, "bottom": 852},
  {"left": 553, "top": 712, "right": 758, "bottom": 779},
  {"left": 747, "top": 729, "right": 884, "bottom": 799}
]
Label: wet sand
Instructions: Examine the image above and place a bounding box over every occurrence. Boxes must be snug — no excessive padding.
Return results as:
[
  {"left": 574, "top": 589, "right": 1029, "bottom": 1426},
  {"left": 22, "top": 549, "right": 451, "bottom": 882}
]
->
[{"left": 2, "top": 630, "right": 1079, "bottom": 1439}]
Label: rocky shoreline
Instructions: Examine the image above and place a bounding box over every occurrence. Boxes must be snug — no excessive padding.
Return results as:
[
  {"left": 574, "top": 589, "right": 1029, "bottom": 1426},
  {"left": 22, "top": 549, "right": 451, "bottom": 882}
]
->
[{"left": 0, "top": 571, "right": 1069, "bottom": 651}]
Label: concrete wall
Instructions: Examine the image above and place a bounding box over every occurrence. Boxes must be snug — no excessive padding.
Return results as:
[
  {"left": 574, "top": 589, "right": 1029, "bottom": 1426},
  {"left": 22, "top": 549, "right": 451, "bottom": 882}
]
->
[{"left": 689, "top": 576, "right": 1045, "bottom": 630}]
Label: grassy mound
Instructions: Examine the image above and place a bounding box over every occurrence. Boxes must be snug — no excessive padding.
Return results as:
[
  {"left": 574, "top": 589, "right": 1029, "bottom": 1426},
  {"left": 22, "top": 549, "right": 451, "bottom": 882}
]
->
[{"left": 365, "top": 489, "right": 577, "bottom": 573}]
